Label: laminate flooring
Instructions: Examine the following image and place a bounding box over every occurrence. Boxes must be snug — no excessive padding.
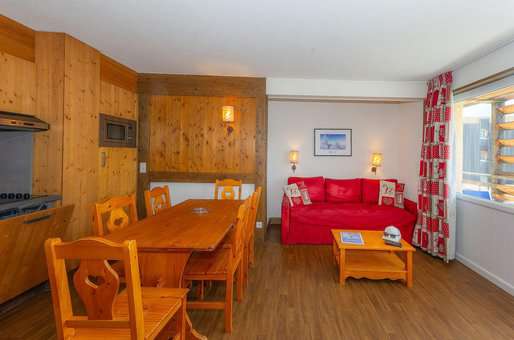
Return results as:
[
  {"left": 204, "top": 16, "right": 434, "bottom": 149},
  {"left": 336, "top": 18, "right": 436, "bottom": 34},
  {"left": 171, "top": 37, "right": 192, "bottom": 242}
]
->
[{"left": 0, "top": 225, "right": 513, "bottom": 340}]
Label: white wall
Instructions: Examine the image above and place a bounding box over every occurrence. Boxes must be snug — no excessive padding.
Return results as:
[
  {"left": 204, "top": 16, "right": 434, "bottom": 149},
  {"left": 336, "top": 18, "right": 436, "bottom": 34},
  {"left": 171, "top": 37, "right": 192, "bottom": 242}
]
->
[
  {"left": 453, "top": 40, "right": 514, "bottom": 89},
  {"left": 453, "top": 40, "right": 514, "bottom": 296},
  {"left": 456, "top": 197, "right": 514, "bottom": 295},
  {"left": 267, "top": 78, "right": 427, "bottom": 99},
  {"left": 150, "top": 182, "right": 255, "bottom": 206},
  {"left": 267, "top": 100, "right": 423, "bottom": 217}
]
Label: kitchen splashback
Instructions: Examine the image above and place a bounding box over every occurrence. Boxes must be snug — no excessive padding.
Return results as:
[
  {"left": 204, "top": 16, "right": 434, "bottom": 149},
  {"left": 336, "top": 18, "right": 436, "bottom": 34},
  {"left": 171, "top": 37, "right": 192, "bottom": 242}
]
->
[{"left": 0, "top": 131, "right": 33, "bottom": 197}]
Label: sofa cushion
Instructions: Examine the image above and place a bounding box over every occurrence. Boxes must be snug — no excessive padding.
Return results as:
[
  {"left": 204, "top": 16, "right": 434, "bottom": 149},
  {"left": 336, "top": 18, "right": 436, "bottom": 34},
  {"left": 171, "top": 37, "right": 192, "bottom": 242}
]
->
[
  {"left": 362, "top": 178, "right": 397, "bottom": 204},
  {"left": 325, "top": 178, "right": 362, "bottom": 203},
  {"left": 288, "top": 176, "right": 325, "bottom": 202},
  {"left": 290, "top": 202, "right": 415, "bottom": 231}
]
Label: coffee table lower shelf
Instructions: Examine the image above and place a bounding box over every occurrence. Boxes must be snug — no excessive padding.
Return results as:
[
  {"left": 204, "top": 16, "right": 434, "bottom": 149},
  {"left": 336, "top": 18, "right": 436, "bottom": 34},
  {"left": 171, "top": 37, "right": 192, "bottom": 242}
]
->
[
  {"left": 331, "top": 230, "right": 415, "bottom": 288},
  {"left": 334, "top": 250, "right": 409, "bottom": 285}
]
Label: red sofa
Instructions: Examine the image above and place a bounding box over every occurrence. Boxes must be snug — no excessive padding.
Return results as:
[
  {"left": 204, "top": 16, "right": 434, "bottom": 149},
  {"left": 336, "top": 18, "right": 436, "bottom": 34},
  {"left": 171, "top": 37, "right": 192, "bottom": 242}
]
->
[{"left": 281, "top": 177, "right": 417, "bottom": 245}]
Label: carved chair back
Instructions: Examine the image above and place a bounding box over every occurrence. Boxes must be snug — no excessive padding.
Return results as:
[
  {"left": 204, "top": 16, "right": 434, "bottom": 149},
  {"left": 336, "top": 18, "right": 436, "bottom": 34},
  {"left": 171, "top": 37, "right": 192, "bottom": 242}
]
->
[
  {"left": 144, "top": 186, "right": 171, "bottom": 217},
  {"left": 214, "top": 179, "right": 242, "bottom": 200},
  {"left": 44, "top": 237, "right": 144, "bottom": 340},
  {"left": 93, "top": 194, "right": 138, "bottom": 236}
]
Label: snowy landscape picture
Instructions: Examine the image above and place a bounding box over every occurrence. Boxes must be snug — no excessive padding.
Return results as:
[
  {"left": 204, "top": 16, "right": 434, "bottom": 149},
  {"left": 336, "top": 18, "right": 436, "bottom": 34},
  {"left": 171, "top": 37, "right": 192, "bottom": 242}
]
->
[{"left": 314, "top": 129, "right": 352, "bottom": 156}]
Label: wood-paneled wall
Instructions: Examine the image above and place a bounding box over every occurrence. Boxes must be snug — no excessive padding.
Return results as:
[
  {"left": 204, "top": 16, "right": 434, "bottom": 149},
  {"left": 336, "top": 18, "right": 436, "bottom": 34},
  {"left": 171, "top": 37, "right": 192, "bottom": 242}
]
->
[
  {"left": 98, "top": 80, "right": 138, "bottom": 201},
  {"left": 1, "top": 14, "right": 267, "bottom": 240},
  {"left": 1, "top": 15, "right": 139, "bottom": 242},
  {"left": 33, "top": 32, "right": 65, "bottom": 196},
  {"left": 61, "top": 35, "right": 101, "bottom": 240},
  {"left": 0, "top": 15, "right": 35, "bottom": 62},
  {"left": 0, "top": 51, "right": 36, "bottom": 114},
  {"left": 148, "top": 95, "right": 256, "bottom": 174},
  {"left": 0, "top": 15, "right": 36, "bottom": 115},
  {"left": 138, "top": 75, "right": 267, "bottom": 223}
]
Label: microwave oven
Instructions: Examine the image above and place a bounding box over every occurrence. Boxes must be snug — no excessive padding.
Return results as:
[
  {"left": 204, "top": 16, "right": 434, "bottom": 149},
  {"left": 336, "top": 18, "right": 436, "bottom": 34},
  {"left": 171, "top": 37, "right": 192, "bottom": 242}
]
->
[{"left": 99, "top": 113, "right": 137, "bottom": 148}]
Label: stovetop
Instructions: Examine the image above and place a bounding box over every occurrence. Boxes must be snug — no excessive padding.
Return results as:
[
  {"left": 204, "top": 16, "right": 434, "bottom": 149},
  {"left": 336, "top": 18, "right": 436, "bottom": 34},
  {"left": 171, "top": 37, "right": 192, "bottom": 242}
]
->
[
  {"left": 0, "top": 194, "right": 62, "bottom": 219},
  {"left": 0, "top": 194, "right": 49, "bottom": 205}
]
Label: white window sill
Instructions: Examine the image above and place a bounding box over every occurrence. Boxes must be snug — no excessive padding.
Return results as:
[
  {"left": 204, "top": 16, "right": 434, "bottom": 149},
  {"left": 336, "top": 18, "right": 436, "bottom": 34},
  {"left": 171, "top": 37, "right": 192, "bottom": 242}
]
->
[{"left": 456, "top": 193, "right": 514, "bottom": 216}]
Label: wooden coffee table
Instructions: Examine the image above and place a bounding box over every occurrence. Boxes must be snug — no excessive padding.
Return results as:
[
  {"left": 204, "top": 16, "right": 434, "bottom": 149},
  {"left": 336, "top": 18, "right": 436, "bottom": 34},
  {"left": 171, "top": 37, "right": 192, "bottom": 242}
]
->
[{"left": 331, "top": 229, "right": 415, "bottom": 287}]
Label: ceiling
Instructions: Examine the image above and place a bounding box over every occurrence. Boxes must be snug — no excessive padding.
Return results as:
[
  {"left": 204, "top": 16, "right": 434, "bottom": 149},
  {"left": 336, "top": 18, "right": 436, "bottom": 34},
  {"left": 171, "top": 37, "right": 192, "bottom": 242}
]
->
[{"left": 2, "top": 0, "right": 514, "bottom": 81}]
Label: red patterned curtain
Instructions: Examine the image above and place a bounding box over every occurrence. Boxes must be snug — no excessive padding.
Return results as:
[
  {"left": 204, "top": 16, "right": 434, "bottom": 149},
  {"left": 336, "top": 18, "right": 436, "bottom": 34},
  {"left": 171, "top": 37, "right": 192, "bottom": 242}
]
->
[{"left": 412, "top": 71, "right": 453, "bottom": 260}]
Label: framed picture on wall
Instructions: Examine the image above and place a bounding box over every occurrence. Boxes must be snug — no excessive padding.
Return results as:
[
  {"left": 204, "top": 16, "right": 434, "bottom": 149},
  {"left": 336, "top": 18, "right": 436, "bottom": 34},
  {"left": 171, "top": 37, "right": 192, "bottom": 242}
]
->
[{"left": 314, "top": 128, "right": 352, "bottom": 156}]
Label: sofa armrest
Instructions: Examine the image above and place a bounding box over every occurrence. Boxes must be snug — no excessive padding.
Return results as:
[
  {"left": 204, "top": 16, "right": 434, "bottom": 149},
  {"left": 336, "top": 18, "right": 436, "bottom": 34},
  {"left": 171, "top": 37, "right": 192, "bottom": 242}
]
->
[
  {"left": 404, "top": 198, "right": 418, "bottom": 216},
  {"left": 281, "top": 195, "right": 291, "bottom": 244}
]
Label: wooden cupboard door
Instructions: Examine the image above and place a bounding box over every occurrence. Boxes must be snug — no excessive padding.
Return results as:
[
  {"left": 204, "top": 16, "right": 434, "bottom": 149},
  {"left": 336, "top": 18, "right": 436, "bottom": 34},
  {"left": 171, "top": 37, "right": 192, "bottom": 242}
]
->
[
  {"left": 98, "top": 147, "right": 138, "bottom": 201},
  {"left": 61, "top": 35, "right": 100, "bottom": 241},
  {"left": 97, "top": 81, "right": 138, "bottom": 202},
  {"left": 0, "top": 205, "right": 74, "bottom": 304}
]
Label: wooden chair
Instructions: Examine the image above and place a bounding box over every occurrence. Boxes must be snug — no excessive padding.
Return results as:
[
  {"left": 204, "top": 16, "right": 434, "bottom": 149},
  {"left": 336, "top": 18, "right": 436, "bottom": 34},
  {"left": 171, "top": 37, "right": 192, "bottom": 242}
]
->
[
  {"left": 183, "top": 199, "right": 250, "bottom": 333},
  {"left": 93, "top": 193, "right": 138, "bottom": 237},
  {"left": 243, "top": 187, "right": 262, "bottom": 287},
  {"left": 144, "top": 186, "right": 171, "bottom": 217},
  {"left": 214, "top": 179, "right": 242, "bottom": 200},
  {"left": 45, "top": 237, "right": 188, "bottom": 340}
]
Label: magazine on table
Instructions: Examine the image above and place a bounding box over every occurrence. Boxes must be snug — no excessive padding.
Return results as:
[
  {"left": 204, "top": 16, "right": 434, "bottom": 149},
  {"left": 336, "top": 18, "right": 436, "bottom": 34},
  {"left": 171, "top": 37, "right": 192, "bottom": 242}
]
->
[{"left": 340, "top": 232, "right": 364, "bottom": 245}]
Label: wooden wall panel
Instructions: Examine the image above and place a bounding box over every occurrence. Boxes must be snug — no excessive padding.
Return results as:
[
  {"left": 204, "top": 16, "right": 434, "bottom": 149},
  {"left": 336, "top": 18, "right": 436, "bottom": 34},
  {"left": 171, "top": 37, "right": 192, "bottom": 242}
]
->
[
  {"left": 138, "top": 74, "right": 265, "bottom": 97},
  {"left": 148, "top": 95, "right": 256, "bottom": 175},
  {"left": 98, "top": 80, "right": 138, "bottom": 201},
  {"left": 61, "top": 35, "right": 100, "bottom": 240},
  {"left": 33, "top": 32, "right": 65, "bottom": 196},
  {"left": 138, "top": 75, "right": 267, "bottom": 224},
  {"left": 100, "top": 81, "right": 138, "bottom": 119},
  {"left": 0, "top": 15, "right": 35, "bottom": 62},
  {"left": 0, "top": 52, "right": 36, "bottom": 114},
  {"left": 100, "top": 54, "right": 137, "bottom": 93},
  {"left": 97, "top": 148, "right": 138, "bottom": 201}
]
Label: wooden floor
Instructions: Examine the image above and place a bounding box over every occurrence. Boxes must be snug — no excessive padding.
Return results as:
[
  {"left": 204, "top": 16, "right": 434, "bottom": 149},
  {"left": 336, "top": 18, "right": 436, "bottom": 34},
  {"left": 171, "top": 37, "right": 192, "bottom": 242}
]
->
[{"left": 1, "top": 225, "right": 513, "bottom": 339}]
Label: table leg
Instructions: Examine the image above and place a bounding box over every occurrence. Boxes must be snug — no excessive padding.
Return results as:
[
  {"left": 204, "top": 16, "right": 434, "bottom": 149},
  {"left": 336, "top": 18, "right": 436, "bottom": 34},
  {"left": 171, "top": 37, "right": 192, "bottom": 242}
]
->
[
  {"left": 339, "top": 249, "right": 346, "bottom": 286},
  {"left": 406, "top": 251, "right": 413, "bottom": 288},
  {"left": 332, "top": 239, "right": 337, "bottom": 264},
  {"left": 139, "top": 251, "right": 207, "bottom": 340}
]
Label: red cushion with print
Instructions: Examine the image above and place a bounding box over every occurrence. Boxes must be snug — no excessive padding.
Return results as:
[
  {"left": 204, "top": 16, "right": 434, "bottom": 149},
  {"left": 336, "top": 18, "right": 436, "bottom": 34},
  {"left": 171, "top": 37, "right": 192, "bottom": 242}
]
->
[
  {"left": 362, "top": 178, "right": 397, "bottom": 204},
  {"left": 288, "top": 176, "right": 325, "bottom": 202},
  {"left": 325, "top": 178, "right": 362, "bottom": 203},
  {"left": 395, "top": 183, "right": 406, "bottom": 208},
  {"left": 378, "top": 180, "right": 396, "bottom": 206}
]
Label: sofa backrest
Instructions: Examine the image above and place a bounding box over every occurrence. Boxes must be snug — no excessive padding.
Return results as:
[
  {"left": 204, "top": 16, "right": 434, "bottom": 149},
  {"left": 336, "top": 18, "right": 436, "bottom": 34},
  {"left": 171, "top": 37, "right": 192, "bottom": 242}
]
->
[
  {"left": 287, "top": 176, "right": 399, "bottom": 204},
  {"left": 288, "top": 176, "right": 325, "bottom": 202},
  {"left": 325, "top": 178, "right": 362, "bottom": 203},
  {"left": 362, "top": 178, "right": 398, "bottom": 204}
]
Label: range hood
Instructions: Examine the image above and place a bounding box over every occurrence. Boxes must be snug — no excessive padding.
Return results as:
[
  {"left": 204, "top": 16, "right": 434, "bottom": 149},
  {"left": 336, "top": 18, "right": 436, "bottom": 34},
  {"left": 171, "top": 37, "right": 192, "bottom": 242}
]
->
[{"left": 0, "top": 111, "right": 49, "bottom": 132}]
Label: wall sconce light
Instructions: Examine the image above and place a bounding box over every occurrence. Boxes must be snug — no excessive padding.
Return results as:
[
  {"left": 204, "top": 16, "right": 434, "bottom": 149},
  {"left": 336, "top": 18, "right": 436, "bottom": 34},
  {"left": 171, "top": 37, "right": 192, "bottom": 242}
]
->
[
  {"left": 289, "top": 150, "right": 299, "bottom": 173},
  {"left": 371, "top": 152, "right": 383, "bottom": 175},
  {"left": 222, "top": 105, "right": 235, "bottom": 134},
  {"left": 222, "top": 106, "right": 234, "bottom": 123}
]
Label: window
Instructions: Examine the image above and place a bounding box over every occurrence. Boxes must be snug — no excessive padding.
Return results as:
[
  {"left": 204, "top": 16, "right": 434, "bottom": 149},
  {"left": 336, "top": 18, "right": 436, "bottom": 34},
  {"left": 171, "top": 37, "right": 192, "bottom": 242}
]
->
[{"left": 455, "top": 84, "right": 514, "bottom": 205}]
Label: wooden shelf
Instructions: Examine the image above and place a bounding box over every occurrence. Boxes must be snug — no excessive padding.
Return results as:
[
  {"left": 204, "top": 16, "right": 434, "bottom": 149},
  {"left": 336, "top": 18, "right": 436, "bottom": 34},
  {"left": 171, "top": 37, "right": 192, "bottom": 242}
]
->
[{"left": 346, "top": 250, "right": 405, "bottom": 272}]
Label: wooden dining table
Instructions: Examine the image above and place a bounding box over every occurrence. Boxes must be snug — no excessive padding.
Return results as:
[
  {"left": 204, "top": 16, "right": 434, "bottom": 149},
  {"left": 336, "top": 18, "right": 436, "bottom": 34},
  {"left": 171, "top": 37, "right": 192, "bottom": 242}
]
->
[{"left": 105, "top": 198, "right": 243, "bottom": 340}]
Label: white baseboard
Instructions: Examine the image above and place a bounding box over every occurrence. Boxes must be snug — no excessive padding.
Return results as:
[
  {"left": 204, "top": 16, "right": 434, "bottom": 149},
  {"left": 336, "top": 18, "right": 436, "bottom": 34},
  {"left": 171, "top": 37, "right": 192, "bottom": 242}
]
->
[{"left": 456, "top": 253, "right": 514, "bottom": 296}]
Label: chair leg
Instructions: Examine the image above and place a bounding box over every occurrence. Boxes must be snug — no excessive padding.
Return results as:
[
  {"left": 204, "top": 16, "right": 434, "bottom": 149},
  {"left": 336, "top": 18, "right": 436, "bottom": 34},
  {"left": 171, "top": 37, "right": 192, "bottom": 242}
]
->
[
  {"left": 177, "top": 295, "right": 186, "bottom": 340},
  {"left": 225, "top": 275, "right": 233, "bottom": 333},
  {"left": 249, "top": 234, "right": 255, "bottom": 266},
  {"left": 236, "top": 264, "right": 244, "bottom": 302},
  {"left": 243, "top": 248, "right": 249, "bottom": 291},
  {"left": 197, "top": 280, "right": 205, "bottom": 300}
]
